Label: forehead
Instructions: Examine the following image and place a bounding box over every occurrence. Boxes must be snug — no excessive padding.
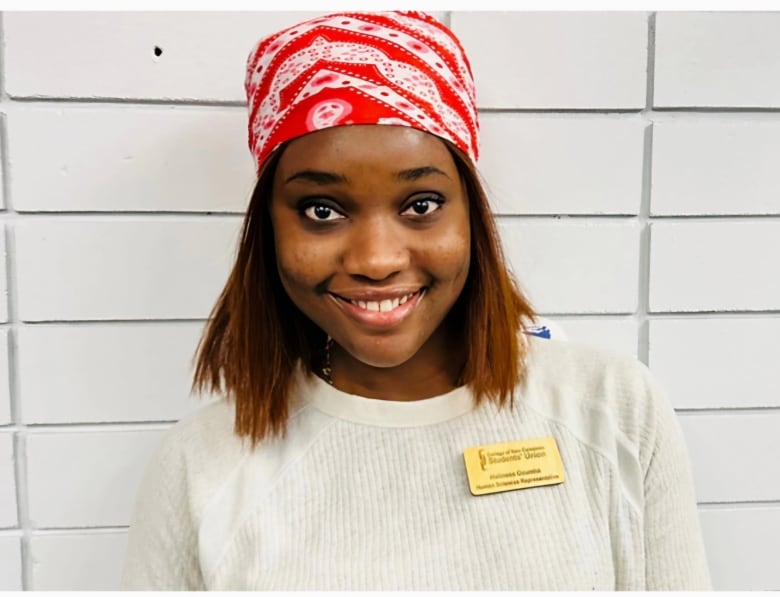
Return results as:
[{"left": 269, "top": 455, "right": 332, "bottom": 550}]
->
[{"left": 275, "top": 125, "right": 456, "bottom": 175}]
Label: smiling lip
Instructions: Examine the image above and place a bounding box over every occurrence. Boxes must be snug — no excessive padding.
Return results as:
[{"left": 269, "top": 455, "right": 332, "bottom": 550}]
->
[{"left": 329, "top": 288, "right": 425, "bottom": 329}]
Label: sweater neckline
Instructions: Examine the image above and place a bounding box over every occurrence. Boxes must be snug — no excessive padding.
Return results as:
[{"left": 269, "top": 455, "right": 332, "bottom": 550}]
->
[{"left": 301, "top": 373, "right": 476, "bottom": 427}]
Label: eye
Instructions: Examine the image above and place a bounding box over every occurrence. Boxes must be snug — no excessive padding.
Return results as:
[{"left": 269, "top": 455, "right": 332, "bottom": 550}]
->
[
  {"left": 301, "top": 202, "right": 345, "bottom": 222},
  {"left": 402, "top": 194, "right": 444, "bottom": 217}
]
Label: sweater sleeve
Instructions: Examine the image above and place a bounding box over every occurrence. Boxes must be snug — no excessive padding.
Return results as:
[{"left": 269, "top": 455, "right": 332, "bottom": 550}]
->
[
  {"left": 642, "top": 383, "right": 712, "bottom": 590},
  {"left": 121, "top": 432, "right": 205, "bottom": 590}
]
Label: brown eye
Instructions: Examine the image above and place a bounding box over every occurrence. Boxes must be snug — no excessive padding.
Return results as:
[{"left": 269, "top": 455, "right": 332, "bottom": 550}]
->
[
  {"left": 402, "top": 195, "right": 444, "bottom": 217},
  {"left": 302, "top": 203, "right": 345, "bottom": 222}
]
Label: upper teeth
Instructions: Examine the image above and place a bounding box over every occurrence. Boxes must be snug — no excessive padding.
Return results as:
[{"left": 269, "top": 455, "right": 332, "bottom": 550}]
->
[{"left": 350, "top": 292, "right": 417, "bottom": 312}]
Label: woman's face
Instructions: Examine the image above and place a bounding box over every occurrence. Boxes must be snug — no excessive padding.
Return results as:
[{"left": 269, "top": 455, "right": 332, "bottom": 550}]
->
[{"left": 269, "top": 124, "right": 471, "bottom": 372}]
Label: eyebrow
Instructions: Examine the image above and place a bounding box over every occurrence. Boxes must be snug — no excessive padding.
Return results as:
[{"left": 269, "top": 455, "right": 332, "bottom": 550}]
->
[
  {"left": 394, "top": 166, "right": 450, "bottom": 181},
  {"left": 284, "top": 170, "right": 347, "bottom": 185},
  {"left": 284, "top": 165, "right": 450, "bottom": 186}
]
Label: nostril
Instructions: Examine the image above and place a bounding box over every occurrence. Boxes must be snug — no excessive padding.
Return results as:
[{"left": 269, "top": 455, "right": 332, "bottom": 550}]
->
[{"left": 153, "top": 46, "right": 163, "bottom": 57}]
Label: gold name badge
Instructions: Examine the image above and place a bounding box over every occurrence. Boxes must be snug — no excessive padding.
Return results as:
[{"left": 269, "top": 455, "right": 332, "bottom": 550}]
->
[{"left": 463, "top": 437, "right": 565, "bottom": 496}]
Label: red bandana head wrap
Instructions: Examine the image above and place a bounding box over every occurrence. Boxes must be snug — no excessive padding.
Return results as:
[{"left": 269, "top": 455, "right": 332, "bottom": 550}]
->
[{"left": 244, "top": 11, "right": 479, "bottom": 173}]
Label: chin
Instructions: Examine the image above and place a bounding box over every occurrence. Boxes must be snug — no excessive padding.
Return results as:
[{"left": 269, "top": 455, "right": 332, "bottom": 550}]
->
[
  {"left": 355, "top": 353, "right": 414, "bottom": 369},
  {"left": 341, "top": 337, "right": 424, "bottom": 370}
]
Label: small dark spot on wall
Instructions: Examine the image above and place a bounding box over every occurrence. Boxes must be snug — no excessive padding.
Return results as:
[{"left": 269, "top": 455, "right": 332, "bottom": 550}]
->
[{"left": 154, "top": 46, "right": 163, "bottom": 57}]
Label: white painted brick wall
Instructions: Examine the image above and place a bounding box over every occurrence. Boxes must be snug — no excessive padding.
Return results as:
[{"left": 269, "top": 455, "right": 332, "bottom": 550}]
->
[
  {"left": 0, "top": 435, "right": 16, "bottom": 529},
  {"left": 649, "top": 221, "right": 780, "bottom": 312},
  {"left": 18, "top": 323, "right": 210, "bottom": 424},
  {"left": 452, "top": 12, "right": 648, "bottom": 109},
  {"left": 30, "top": 532, "right": 127, "bottom": 591},
  {"left": 655, "top": 12, "right": 780, "bottom": 107},
  {"left": 0, "top": 229, "right": 8, "bottom": 324},
  {"left": 479, "top": 115, "right": 645, "bottom": 215},
  {"left": 0, "top": 331, "right": 11, "bottom": 425},
  {"left": 679, "top": 413, "right": 780, "bottom": 503},
  {"left": 7, "top": 107, "right": 255, "bottom": 212},
  {"left": 498, "top": 220, "right": 640, "bottom": 314},
  {"left": 554, "top": 318, "right": 639, "bottom": 358},
  {"left": 0, "top": 536, "right": 22, "bottom": 590},
  {"left": 649, "top": 318, "right": 780, "bottom": 409},
  {"left": 0, "top": 143, "right": 4, "bottom": 210},
  {"left": 699, "top": 507, "right": 780, "bottom": 591},
  {"left": 652, "top": 122, "right": 780, "bottom": 216},
  {"left": 3, "top": 12, "right": 323, "bottom": 101},
  {"left": 1, "top": 10, "right": 778, "bottom": 592},
  {"left": 26, "top": 430, "right": 165, "bottom": 528},
  {"left": 16, "top": 219, "right": 241, "bottom": 321}
]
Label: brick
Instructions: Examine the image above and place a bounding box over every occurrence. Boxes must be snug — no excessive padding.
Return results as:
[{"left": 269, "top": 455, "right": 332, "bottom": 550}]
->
[
  {"left": 650, "top": 318, "right": 780, "bottom": 409},
  {"left": 15, "top": 219, "right": 241, "bottom": 321},
  {"left": 0, "top": 435, "right": 16, "bottom": 528},
  {"left": 498, "top": 220, "right": 639, "bottom": 314},
  {"left": 552, "top": 318, "right": 638, "bottom": 358},
  {"left": 452, "top": 12, "right": 647, "bottom": 109},
  {"left": 479, "top": 115, "right": 644, "bottom": 215},
  {"left": 655, "top": 12, "right": 780, "bottom": 107},
  {"left": 27, "top": 429, "right": 165, "bottom": 527},
  {"left": 649, "top": 221, "right": 780, "bottom": 312},
  {"left": 7, "top": 107, "right": 254, "bottom": 212},
  {"left": 0, "top": 331, "right": 11, "bottom": 425},
  {"left": 699, "top": 507, "right": 780, "bottom": 591},
  {"left": 19, "top": 323, "right": 213, "bottom": 424},
  {"left": 31, "top": 532, "right": 127, "bottom": 590},
  {"left": 4, "top": 12, "right": 323, "bottom": 101},
  {"left": 679, "top": 412, "right": 780, "bottom": 503},
  {"left": 0, "top": 536, "right": 22, "bottom": 590},
  {"left": 652, "top": 122, "right": 780, "bottom": 215}
]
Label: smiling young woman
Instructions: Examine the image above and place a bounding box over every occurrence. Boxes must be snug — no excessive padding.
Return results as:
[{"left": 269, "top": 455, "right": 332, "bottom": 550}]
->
[
  {"left": 122, "top": 11, "right": 711, "bottom": 591},
  {"left": 192, "top": 124, "right": 532, "bottom": 441}
]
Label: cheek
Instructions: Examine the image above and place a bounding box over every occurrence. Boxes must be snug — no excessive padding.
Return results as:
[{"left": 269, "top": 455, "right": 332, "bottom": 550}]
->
[
  {"left": 270, "top": 206, "right": 331, "bottom": 292},
  {"left": 425, "top": 221, "right": 471, "bottom": 285},
  {"left": 275, "top": 237, "right": 329, "bottom": 292}
]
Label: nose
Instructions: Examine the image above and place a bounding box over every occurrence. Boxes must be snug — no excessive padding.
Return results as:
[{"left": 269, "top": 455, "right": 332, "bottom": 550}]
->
[{"left": 342, "top": 217, "right": 410, "bottom": 281}]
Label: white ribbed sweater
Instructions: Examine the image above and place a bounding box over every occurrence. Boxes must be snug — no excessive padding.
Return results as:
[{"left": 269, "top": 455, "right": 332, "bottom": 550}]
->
[{"left": 121, "top": 337, "right": 711, "bottom": 590}]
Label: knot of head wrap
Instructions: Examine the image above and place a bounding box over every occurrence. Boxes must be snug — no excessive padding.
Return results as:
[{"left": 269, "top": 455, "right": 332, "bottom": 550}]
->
[{"left": 244, "top": 11, "right": 480, "bottom": 173}]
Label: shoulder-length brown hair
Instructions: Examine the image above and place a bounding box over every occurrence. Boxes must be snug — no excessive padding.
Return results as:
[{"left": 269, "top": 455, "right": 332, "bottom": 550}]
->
[{"left": 193, "top": 139, "right": 537, "bottom": 444}]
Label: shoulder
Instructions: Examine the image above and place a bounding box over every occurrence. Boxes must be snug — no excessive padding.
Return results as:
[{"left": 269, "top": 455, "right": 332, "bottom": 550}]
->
[
  {"left": 523, "top": 334, "right": 656, "bottom": 400},
  {"left": 138, "top": 391, "right": 318, "bottom": 519},
  {"left": 140, "top": 399, "right": 247, "bottom": 520},
  {"left": 155, "top": 398, "right": 240, "bottom": 463},
  {"left": 520, "top": 336, "right": 669, "bottom": 489},
  {"left": 123, "top": 400, "right": 246, "bottom": 589}
]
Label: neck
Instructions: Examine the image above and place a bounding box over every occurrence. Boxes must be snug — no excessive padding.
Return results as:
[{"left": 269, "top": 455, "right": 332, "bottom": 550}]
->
[{"left": 327, "top": 328, "right": 464, "bottom": 401}]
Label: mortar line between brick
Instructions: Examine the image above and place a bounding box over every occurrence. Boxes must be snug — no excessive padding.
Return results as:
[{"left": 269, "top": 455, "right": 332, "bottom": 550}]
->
[
  {"left": 546, "top": 311, "right": 780, "bottom": 320},
  {"left": 25, "top": 421, "right": 176, "bottom": 432},
  {"left": 637, "top": 12, "right": 656, "bottom": 366},
  {"left": 2, "top": 152, "right": 31, "bottom": 592},
  {"left": 677, "top": 407, "right": 780, "bottom": 415},
  {"left": 0, "top": 12, "right": 6, "bottom": 103},
  {"left": 11, "top": 434, "right": 30, "bottom": 590},
  {"left": 5, "top": 96, "right": 780, "bottom": 118},
  {"left": 0, "top": 212, "right": 245, "bottom": 221},
  {"left": 5, "top": 96, "right": 246, "bottom": 108},
  {"left": 0, "top": 11, "right": 30, "bottom": 588},
  {"left": 697, "top": 500, "right": 780, "bottom": 510},
  {"left": 23, "top": 526, "right": 130, "bottom": 535}
]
